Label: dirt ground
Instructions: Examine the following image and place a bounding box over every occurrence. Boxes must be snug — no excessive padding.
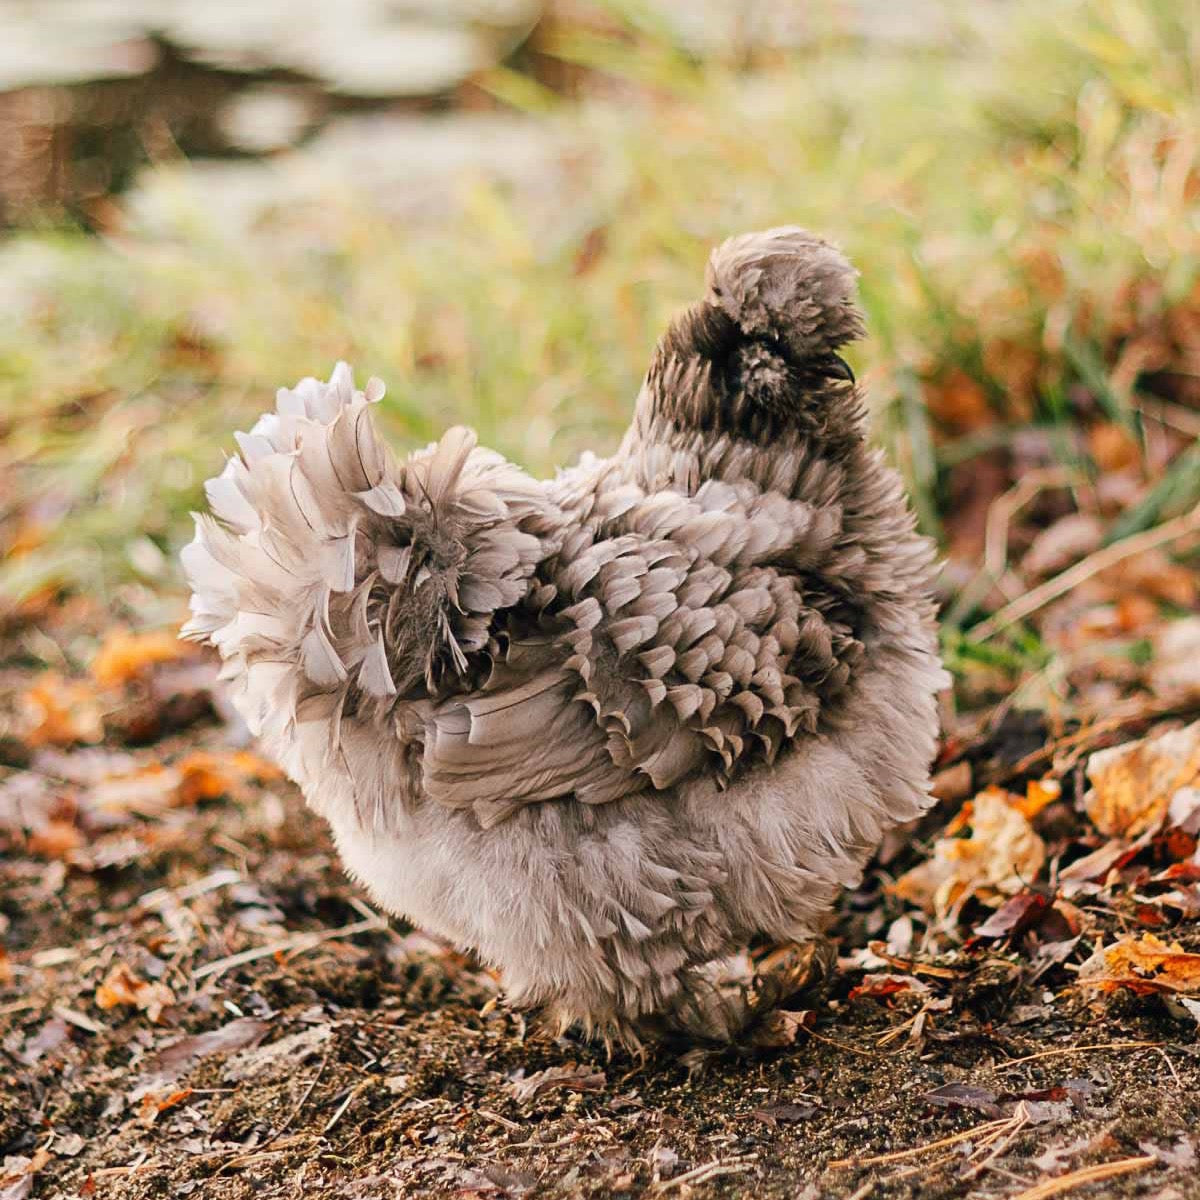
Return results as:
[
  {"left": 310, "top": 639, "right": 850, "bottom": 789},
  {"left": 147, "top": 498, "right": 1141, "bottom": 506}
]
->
[{"left": 2, "top": 611, "right": 1199, "bottom": 1200}]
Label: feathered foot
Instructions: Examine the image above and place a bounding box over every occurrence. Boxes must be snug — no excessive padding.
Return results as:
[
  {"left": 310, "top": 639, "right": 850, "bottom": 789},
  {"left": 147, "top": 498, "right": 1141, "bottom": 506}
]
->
[{"left": 656, "top": 938, "right": 836, "bottom": 1073}]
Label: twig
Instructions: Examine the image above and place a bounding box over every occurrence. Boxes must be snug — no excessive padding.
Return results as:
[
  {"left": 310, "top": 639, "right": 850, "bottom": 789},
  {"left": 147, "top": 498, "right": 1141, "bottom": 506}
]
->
[
  {"left": 270, "top": 1052, "right": 329, "bottom": 1142},
  {"left": 648, "top": 1160, "right": 753, "bottom": 1195},
  {"left": 138, "top": 868, "right": 242, "bottom": 910},
  {"left": 829, "top": 1118, "right": 1013, "bottom": 1169},
  {"left": 959, "top": 1104, "right": 1032, "bottom": 1181},
  {"left": 970, "top": 504, "right": 1200, "bottom": 641},
  {"left": 994, "top": 1040, "right": 1161, "bottom": 1069},
  {"left": 213, "top": 1133, "right": 316, "bottom": 1172},
  {"left": 52, "top": 1005, "right": 106, "bottom": 1034},
  {"left": 1009, "top": 1155, "right": 1156, "bottom": 1200},
  {"left": 192, "top": 916, "right": 386, "bottom": 982},
  {"left": 477, "top": 1109, "right": 523, "bottom": 1132},
  {"left": 323, "top": 1081, "right": 370, "bottom": 1135},
  {"left": 807, "top": 1029, "right": 907, "bottom": 1059},
  {"left": 91, "top": 1156, "right": 162, "bottom": 1179}
]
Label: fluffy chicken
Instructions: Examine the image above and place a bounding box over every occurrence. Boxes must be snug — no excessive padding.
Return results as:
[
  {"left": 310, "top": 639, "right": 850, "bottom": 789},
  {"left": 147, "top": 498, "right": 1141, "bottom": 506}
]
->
[{"left": 183, "top": 228, "right": 946, "bottom": 1045}]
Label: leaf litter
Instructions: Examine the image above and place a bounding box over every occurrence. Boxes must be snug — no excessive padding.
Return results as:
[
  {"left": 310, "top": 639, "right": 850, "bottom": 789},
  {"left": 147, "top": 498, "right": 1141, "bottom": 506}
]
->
[{"left": 6, "top": 619, "right": 1195, "bottom": 1199}]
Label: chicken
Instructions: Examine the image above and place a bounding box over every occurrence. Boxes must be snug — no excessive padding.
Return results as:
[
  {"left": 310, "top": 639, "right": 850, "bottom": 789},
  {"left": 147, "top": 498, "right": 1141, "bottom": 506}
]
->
[{"left": 182, "top": 227, "right": 946, "bottom": 1046}]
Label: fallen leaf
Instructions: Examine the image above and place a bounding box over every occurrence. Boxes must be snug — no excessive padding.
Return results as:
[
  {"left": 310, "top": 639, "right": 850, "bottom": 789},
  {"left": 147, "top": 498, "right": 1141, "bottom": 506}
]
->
[
  {"left": 848, "top": 974, "right": 927, "bottom": 1001},
  {"left": 1088, "top": 422, "right": 1141, "bottom": 472},
  {"left": 507, "top": 1063, "right": 606, "bottom": 1103},
  {"left": 930, "top": 761, "right": 973, "bottom": 803},
  {"left": 1059, "top": 839, "right": 1140, "bottom": 886},
  {"left": 1106, "top": 548, "right": 1196, "bottom": 609},
  {"left": 0, "top": 1148, "right": 51, "bottom": 1200},
  {"left": 1152, "top": 618, "right": 1200, "bottom": 700},
  {"left": 1033, "top": 1136, "right": 1095, "bottom": 1174},
  {"left": 21, "top": 675, "right": 104, "bottom": 747},
  {"left": 1022, "top": 513, "right": 1105, "bottom": 578},
  {"left": 1019, "top": 1097, "right": 1074, "bottom": 1126},
  {"left": 1167, "top": 787, "right": 1200, "bottom": 836},
  {"left": 894, "top": 788, "right": 1046, "bottom": 920},
  {"left": 141, "top": 1017, "right": 271, "bottom": 1084},
  {"left": 922, "top": 1082, "right": 1002, "bottom": 1116},
  {"left": 971, "top": 890, "right": 1051, "bottom": 940},
  {"left": 223, "top": 1023, "right": 334, "bottom": 1083},
  {"left": 1014, "top": 777, "right": 1062, "bottom": 820},
  {"left": 90, "top": 751, "right": 282, "bottom": 817},
  {"left": 94, "top": 963, "right": 175, "bottom": 1023},
  {"left": 137, "top": 1088, "right": 193, "bottom": 1125},
  {"left": 91, "top": 629, "right": 194, "bottom": 688},
  {"left": 19, "top": 1019, "right": 70, "bottom": 1066},
  {"left": 52, "top": 1133, "right": 85, "bottom": 1158},
  {"left": 1085, "top": 721, "right": 1200, "bottom": 838},
  {"left": 749, "top": 1008, "right": 814, "bottom": 1049},
  {"left": 25, "top": 819, "right": 83, "bottom": 861},
  {"left": 751, "top": 1102, "right": 817, "bottom": 1126},
  {"left": 925, "top": 369, "right": 994, "bottom": 434},
  {"left": 1139, "top": 1137, "right": 1197, "bottom": 1170},
  {"left": 1078, "top": 933, "right": 1200, "bottom": 996}
]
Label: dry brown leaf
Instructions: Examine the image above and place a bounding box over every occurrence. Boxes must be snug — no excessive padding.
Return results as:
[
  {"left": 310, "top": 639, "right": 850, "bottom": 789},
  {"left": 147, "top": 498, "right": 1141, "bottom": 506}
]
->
[
  {"left": 1078, "top": 933, "right": 1200, "bottom": 996},
  {"left": 1152, "top": 618, "right": 1200, "bottom": 700},
  {"left": 749, "top": 1008, "right": 814, "bottom": 1049},
  {"left": 930, "top": 761, "right": 973, "bottom": 803},
  {"left": 925, "top": 368, "right": 993, "bottom": 434},
  {"left": 141, "top": 1016, "right": 271, "bottom": 1084},
  {"left": 1104, "top": 547, "right": 1197, "bottom": 609},
  {"left": 894, "top": 787, "right": 1046, "bottom": 921},
  {"left": 90, "top": 629, "right": 194, "bottom": 688},
  {"left": 507, "top": 1063, "right": 606, "bottom": 1103},
  {"left": 21, "top": 675, "right": 104, "bottom": 748},
  {"left": 1021, "top": 513, "right": 1105, "bottom": 579},
  {"left": 0, "top": 1147, "right": 51, "bottom": 1200},
  {"left": 94, "top": 963, "right": 175, "bottom": 1023},
  {"left": 90, "top": 750, "right": 283, "bottom": 816},
  {"left": 1084, "top": 720, "right": 1200, "bottom": 838},
  {"left": 1087, "top": 422, "right": 1141, "bottom": 472},
  {"left": 25, "top": 819, "right": 83, "bottom": 861}
]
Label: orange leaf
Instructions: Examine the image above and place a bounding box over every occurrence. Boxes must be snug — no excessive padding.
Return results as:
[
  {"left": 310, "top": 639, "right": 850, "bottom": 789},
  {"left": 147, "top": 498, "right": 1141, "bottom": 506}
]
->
[
  {"left": 1079, "top": 933, "right": 1200, "bottom": 995},
  {"left": 26, "top": 818, "right": 83, "bottom": 861},
  {"left": 174, "top": 753, "right": 239, "bottom": 805},
  {"left": 1087, "top": 422, "right": 1141, "bottom": 472},
  {"left": 22, "top": 674, "right": 104, "bottom": 747},
  {"left": 1013, "top": 777, "right": 1061, "bottom": 820},
  {"left": 91, "top": 629, "right": 193, "bottom": 688},
  {"left": 95, "top": 963, "right": 175, "bottom": 1022},
  {"left": 894, "top": 788, "right": 1046, "bottom": 921},
  {"left": 924, "top": 369, "right": 993, "bottom": 434},
  {"left": 1085, "top": 720, "right": 1200, "bottom": 838}
]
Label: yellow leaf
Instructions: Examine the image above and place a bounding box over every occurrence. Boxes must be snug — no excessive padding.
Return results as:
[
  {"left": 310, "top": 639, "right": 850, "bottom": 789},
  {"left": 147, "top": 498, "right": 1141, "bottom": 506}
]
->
[
  {"left": 1085, "top": 721, "right": 1200, "bottom": 838},
  {"left": 1079, "top": 933, "right": 1200, "bottom": 996},
  {"left": 894, "top": 789, "right": 1046, "bottom": 921}
]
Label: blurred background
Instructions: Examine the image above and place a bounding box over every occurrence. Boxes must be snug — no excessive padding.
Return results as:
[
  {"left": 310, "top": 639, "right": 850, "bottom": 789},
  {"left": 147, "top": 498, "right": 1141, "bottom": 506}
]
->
[{"left": 1, "top": 0, "right": 1198, "bottom": 719}]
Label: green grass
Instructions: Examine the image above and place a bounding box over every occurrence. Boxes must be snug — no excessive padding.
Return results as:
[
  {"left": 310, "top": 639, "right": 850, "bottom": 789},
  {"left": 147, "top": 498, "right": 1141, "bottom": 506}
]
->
[{"left": 2, "top": 0, "right": 1198, "bottom": 638}]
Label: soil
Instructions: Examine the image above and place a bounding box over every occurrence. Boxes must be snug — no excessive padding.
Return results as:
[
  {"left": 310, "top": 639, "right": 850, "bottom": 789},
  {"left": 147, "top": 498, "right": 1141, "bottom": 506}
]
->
[{"left": 2, "top": 651, "right": 1198, "bottom": 1200}]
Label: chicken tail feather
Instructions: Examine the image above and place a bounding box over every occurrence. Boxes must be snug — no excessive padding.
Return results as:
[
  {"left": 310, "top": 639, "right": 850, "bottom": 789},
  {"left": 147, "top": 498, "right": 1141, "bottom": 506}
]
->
[{"left": 181, "top": 363, "right": 564, "bottom": 764}]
